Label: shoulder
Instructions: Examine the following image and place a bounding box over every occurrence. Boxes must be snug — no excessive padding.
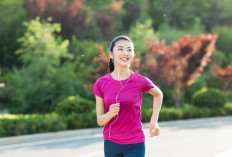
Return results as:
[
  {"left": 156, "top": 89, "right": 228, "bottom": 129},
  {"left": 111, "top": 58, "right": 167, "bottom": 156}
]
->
[
  {"left": 95, "top": 73, "right": 111, "bottom": 84},
  {"left": 132, "top": 72, "right": 147, "bottom": 81},
  {"left": 132, "top": 72, "right": 153, "bottom": 84}
]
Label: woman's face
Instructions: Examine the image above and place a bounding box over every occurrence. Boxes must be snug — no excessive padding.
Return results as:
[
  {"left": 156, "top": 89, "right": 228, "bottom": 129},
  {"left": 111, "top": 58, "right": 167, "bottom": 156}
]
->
[{"left": 110, "top": 40, "right": 134, "bottom": 67}]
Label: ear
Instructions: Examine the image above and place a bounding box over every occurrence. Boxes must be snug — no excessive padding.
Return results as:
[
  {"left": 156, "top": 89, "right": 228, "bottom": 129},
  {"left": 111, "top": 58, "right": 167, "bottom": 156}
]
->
[{"left": 109, "top": 51, "right": 113, "bottom": 59}]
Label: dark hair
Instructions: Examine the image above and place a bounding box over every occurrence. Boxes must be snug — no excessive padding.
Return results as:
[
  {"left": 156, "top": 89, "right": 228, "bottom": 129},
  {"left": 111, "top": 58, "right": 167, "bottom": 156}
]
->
[{"left": 108, "top": 35, "right": 133, "bottom": 72}]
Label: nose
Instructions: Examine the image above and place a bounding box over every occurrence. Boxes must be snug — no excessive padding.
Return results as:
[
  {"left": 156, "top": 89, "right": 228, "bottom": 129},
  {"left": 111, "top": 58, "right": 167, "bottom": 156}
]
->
[{"left": 122, "top": 50, "right": 129, "bottom": 55}]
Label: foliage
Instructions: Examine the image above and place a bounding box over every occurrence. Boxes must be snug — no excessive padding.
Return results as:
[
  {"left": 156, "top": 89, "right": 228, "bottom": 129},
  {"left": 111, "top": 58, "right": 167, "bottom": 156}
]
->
[
  {"left": 24, "top": 0, "right": 87, "bottom": 39},
  {"left": 62, "top": 111, "right": 97, "bottom": 130},
  {"left": 148, "top": 0, "right": 232, "bottom": 31},
  {"left": 122, "top": 3, "right": 141, "bottom": 30},
  {"left": 0, "top": 72, "right": 27, "bottom": 113},
  {"left": 158, "top": 17, "right": 205, "bottom": 45},
  {"left": 55, "top": 96, "right": 97, "bottom": 129},
  {"left": 180, "top": 104, "right": 211, "bottom": 119},
  {"left": 1, "top": 102, "right": 232, "bottom": 137},
  {"left": 183, "top": 76, "right": 207, "bottom": 104},
  {"left": 0, "top": 0, "right": 27, "bottom": 69},
  {"left": 129, "top": 19, "right": 156, "bottom": 54},
  {"left": 55, "top": 96, "right": 94, "bottom": 115},
  {"left": 0, "top": 18, "right": 76, "bottom": 113},
  {"left": 212, "top": 26, "right": 232, "bottom": 56},
  {"left": 145, "top": 33, "right": 218, "bottom": 108},
  {"left": 213, "top": 63, "right": 232, "bottom": 88},
  {"left": 192, "top": 88, "right": 226, "bottom": 108},
  {"left": 225, "top": 102, "right": 232, "bottom": 114},
  {"left": 0, "top": 113, "right": 66, "bottom": 137},
  {"left": 158, "top": 88, "right": 175, "bottom": 107},
  {"left": 210, "top": 49, "right": 231, "bottom": 68}
]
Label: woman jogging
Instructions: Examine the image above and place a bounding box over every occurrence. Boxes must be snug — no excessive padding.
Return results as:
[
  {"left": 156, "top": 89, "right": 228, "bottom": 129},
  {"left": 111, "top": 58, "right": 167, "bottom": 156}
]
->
[{"left": 92, "top": 35, "right": 163, "bottom": 157}]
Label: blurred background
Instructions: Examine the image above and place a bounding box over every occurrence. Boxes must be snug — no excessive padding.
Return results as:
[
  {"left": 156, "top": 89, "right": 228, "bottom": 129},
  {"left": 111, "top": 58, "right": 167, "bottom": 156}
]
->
[{"left": 0, "top": 0, "right": 232, "bottom": 138}]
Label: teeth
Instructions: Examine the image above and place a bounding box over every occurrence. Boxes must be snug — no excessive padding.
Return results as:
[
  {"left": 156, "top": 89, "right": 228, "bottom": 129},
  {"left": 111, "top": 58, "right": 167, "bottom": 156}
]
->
[{"left": 121, "top": 58, "right": 128, "bottom": 61}]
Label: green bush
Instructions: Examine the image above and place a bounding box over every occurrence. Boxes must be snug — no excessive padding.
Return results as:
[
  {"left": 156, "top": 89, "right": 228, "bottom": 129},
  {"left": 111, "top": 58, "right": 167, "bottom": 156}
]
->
[
  {"left": 183, "top": 76, "right": 207, "bottom": 104},
  {"left": 142, "top": 107, "right": 183, "bottom": 122},
  {"left": 159, "top": 107, "right": 183, "bottom": 121},
  {"left": 0, "top": 0, "right": 27, "bottom": 69},
  {"left": 55, "top": 96, "right": 95, "bottom": 115},
  {"left": 192, "top": 88, "right": 226, "bottom": 108},
  {"left": 212, "top": 26, "right": 232, "bottom": 56},
  {"left": 225, "top": 103, "right": 232, "bottom": 115},
  {"left": 55, "top": 96, "right": 97, "bottom": 130},
  {"left": 180, "top": 104, "right": 211, "bottom": 119},
  {"left": 62, "top": 111, "right": 97, "bottom": 130},
  {"left": 161, "top": 88, "right": 175, "bottom": 107},
  {"left": 141, "top": 108, "right": 153, "bottom": 122},
  {"left": 0, "top": 113, "right": 66, "bottom": 137},
  {"left": 142, "top": 103, "right": 231, "bottom": 123}
]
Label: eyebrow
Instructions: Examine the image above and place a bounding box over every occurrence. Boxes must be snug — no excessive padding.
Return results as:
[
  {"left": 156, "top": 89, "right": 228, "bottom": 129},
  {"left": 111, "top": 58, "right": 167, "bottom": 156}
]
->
[{"left": 116, "top": 46, "right": 132, "bottom": 48}]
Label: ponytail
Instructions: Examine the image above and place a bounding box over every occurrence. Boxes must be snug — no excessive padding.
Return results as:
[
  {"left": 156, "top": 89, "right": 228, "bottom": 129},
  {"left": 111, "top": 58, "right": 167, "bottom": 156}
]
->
[{"left": 108, "top": 58, "right": 114, "bottom": 72}]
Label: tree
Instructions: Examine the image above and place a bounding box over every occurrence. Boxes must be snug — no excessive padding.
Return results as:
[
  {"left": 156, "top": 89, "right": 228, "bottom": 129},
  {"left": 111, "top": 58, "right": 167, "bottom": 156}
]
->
[
  {"left": 0, "top": 17, "right": 74, "bottom": 113},
  {"left": 24, "top": 0, "right": 86, "bottom": 39},
  {"left": 145, "top": 33, "right": 218, "bottom": 108},
  {"left": 0, "top": 0, "right": 27, "bottom": 70},
  {"left": 214, "top": 63, "right": 232, "bottom": 88}
]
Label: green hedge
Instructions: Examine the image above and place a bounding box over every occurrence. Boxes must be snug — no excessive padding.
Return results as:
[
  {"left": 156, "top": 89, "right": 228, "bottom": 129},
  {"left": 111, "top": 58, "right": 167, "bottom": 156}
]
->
[
  {"left": 142, "top": 103, "right": 231, "bottom": 123},
  {"left": 1, "top": 103, "right": 232, "bottom": 137},
  {"left": 192, "top": 88, "right": 226, "bottom": 108},
  {"left": 0, "top": 113, "right": 67, "bottom": 137},
  {"left": 55, "top": 96, "right": 95, "bottom": 115},
  {"left": 54, "top": 96, "right": 97, "bottom": 130},
  {"left": 0, "top": 112, "right": 98, "bottom": 137}
]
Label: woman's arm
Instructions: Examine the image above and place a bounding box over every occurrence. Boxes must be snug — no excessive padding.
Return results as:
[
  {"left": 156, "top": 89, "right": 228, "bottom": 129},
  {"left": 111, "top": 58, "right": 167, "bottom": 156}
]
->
[
  {"left": 148, "top": 84, "right": 163, "bottom": 137},
  {"left": 148, "top": 85, "right": 163, "bottom": 122},
  {"left": 95, "top": 95, "right": 120, "bottom": 126}
]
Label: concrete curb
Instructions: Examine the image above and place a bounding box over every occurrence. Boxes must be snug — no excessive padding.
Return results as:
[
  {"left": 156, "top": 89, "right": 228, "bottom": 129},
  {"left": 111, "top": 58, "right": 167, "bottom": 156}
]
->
[{"left": 0, "top": 116, "right": 232, "bottom": 146}]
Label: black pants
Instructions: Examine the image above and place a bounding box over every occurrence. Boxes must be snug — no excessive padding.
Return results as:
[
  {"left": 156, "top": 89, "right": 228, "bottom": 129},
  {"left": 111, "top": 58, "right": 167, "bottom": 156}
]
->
[{"left": 104, "top": 140, "right": 145, "bottom": 157}]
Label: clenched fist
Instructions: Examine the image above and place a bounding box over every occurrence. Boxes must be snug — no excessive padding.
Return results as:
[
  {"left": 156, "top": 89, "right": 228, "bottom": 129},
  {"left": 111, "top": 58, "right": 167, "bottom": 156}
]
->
[{"left": 108, "top": 103, "right": 120, "bottom": 118}]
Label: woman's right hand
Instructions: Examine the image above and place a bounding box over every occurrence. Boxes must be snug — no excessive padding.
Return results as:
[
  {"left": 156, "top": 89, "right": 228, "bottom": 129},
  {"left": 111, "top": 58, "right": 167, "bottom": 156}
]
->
[{"left": 107, "top": 103, "right": 120, "bottom": 118}]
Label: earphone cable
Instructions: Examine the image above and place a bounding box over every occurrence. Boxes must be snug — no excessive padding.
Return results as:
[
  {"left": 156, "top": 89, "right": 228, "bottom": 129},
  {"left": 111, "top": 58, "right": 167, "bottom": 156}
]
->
[{"left": 108, "top": 71, "right": 131, "bottom": 140}]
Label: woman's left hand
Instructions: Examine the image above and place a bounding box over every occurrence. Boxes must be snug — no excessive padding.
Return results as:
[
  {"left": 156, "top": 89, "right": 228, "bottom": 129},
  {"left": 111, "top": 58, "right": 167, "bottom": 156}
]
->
[{"left": 149, "top": 121, "right": 160, "bottom": 137}]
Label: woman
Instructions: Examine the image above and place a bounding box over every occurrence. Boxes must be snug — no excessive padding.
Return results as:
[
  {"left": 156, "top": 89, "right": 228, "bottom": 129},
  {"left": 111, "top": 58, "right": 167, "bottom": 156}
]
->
[{"left": 92, "top": 35, "right": 163, "bottom": 157}]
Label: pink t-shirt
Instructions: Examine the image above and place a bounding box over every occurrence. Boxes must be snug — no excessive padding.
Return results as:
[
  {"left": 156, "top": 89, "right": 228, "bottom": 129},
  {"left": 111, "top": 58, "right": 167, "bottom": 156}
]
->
[{"left": 92, "top": 71, "right": 154, "bottom": 144}]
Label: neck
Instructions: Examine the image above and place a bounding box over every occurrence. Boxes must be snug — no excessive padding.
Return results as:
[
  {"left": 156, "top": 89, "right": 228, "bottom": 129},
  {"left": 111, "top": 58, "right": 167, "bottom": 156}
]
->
[{"left": 112, "top": 67, "right": 131, "bottom": 80}]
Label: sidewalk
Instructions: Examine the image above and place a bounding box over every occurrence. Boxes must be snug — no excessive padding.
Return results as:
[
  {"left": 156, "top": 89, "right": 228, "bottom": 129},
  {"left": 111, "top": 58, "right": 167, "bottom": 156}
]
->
[{"left": 1, "top": 115, "right": 232, "bottom": 147}]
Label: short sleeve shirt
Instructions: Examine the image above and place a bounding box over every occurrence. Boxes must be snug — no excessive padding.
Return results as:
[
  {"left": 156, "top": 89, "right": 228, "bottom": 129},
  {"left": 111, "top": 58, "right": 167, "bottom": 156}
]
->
[{"left": 92, "top": 72, "right": 154, "bottom": 144}]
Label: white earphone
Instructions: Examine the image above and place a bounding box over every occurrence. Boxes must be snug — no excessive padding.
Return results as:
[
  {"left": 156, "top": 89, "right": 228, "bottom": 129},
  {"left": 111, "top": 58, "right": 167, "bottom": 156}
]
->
[{"left": 108, "top": 69, "right": 130, "bottom": 140}]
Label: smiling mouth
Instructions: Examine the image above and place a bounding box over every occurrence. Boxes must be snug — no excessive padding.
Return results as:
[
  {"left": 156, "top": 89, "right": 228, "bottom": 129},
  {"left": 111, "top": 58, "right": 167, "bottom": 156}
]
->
[{"left": 120, "top": 57, "right": 129, "bottom": 62}]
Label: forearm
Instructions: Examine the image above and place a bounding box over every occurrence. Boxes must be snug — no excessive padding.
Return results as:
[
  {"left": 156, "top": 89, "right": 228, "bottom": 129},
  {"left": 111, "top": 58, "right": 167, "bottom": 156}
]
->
[
  {"left": 150, "top": 93, "right": 163, "bottom": 122},
  {"left": 97, "top": 112, "right": 114, "bottom": 126}
]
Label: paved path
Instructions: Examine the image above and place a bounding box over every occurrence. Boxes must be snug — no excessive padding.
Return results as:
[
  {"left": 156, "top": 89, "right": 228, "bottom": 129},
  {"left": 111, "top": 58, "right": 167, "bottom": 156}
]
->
[{"left": 0, "top": 116, "right": 232, "bottom": 157}]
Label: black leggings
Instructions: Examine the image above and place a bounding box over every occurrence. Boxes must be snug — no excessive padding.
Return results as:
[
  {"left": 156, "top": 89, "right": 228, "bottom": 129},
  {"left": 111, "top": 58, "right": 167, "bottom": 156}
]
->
[{"left": 104, "top": 140, "right": 145, "bottom": 157}]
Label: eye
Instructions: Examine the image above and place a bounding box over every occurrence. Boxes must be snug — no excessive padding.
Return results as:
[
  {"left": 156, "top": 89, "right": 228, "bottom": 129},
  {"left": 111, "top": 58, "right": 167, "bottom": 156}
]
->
[{"left": 118, "top": 48, "right": 123, "bottom": 51}]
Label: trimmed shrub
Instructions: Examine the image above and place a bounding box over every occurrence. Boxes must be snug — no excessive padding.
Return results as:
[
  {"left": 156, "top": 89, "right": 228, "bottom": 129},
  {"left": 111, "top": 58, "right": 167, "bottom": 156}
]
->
[
  {"left": 225, "top": 103, "right": 232, "bottom": 115},
  {"left": 159, "top": 107, "right": 182, "bottom": 121},
  {"left": 55, "top": 96, "right": 95, "bottom": 115},
  {"left": 55, "top": 96, "right": 97, "bottom": 130},
  {"left": 183, "top": 76, "right": 207, "bottom": 104},
  {"left": 62, "top": 111, "right": 97, "bottom": 130},
  {"left": 142, "top": 107, "right": 182, "bottom": 122},
  {"left": 0, "top": 113, "right": 66, "bottom": 137},
  {"left": 192, "top": 88, "right": 226, "bottom": 108},
  {"left": 212, "top": 26, "right": 232, "bottom": 56},
  {"left": 180, "top": 104, "right": 211, "bottom": 119}
]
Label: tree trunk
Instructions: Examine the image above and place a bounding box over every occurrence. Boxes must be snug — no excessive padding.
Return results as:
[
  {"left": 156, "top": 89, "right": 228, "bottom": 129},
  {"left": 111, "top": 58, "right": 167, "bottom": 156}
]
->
[{"left": 172, "top": 90, "right": 183, "bottom": 109}]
